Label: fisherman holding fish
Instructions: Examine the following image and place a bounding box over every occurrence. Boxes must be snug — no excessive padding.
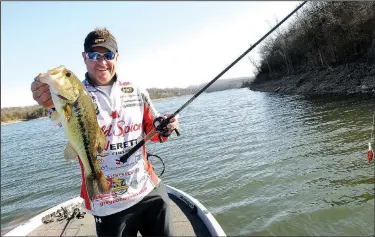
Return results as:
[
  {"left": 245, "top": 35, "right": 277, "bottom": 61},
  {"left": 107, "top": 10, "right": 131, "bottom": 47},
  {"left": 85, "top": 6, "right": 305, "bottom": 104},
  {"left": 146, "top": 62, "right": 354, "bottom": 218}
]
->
[{"left": 30, "top": 27, "right": 178, "bottom": 237}]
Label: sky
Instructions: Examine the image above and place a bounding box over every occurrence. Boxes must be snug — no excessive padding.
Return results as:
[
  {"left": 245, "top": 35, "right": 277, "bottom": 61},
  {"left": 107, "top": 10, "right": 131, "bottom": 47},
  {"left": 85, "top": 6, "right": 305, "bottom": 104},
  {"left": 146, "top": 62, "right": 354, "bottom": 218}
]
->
[{"left": 1, "top": 1, "right": 303, "bottom": 108}]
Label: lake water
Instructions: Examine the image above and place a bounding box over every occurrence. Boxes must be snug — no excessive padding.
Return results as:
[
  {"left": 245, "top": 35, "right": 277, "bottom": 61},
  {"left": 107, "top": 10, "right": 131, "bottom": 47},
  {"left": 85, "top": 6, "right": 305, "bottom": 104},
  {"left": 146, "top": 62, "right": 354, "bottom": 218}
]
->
[{"left": 1, "top": 88, "right": 374, "bottom": 236}]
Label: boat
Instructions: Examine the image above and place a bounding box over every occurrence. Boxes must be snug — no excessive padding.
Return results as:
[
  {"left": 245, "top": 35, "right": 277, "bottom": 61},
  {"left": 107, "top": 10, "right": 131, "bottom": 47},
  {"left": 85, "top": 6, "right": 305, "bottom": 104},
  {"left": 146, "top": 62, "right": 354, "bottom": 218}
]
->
[{"left": 4, "top": 185, "right": 226, "bottom": 237}]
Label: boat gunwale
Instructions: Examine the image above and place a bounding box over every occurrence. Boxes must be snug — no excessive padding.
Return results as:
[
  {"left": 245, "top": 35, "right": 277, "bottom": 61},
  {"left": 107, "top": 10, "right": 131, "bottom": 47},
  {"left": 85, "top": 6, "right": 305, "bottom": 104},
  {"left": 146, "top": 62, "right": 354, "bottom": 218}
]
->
[
  {"left": 4, "top": 185, "right": 226, "bottom": 237},
  {"left": 4, "top": 196, "right": 83, "bottom": 236},
  {"left": 167, "top": 185, "right": 226, "bottom": 237}
]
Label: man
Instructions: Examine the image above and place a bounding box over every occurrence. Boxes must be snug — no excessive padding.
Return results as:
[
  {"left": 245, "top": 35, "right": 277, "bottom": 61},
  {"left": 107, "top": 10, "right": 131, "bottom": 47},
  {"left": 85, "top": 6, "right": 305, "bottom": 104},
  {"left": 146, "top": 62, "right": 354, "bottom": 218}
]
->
[{"left": 30, "top": 27, "right": 178, "bottom": 237}]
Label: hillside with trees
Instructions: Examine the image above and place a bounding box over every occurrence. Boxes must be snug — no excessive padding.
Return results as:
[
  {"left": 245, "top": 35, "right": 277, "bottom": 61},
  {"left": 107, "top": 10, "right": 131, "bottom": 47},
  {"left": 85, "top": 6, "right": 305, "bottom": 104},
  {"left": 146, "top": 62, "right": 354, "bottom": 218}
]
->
[{"left": 248, "top": 1, "right": 375, "bottom": 97}]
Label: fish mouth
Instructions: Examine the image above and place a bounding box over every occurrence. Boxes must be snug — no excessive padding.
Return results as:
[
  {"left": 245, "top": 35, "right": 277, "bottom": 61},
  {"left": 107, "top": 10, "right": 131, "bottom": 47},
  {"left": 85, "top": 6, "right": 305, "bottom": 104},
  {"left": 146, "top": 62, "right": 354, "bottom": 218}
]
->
[
  {"left": 48, "top": 65, "right": 66, "bottom": 80},
  {"left": 38, "top": 65, "right": 72, "bottom": 101},
  {"left": 49, "top": 89, "right": 69, "bottom": 101},
  {"left": 36, "top": 65, "right": 66, "bottom": 84},
  {"left": 49, "top": 66, "right": 68, "bottom": 100},
  {"left": 48, "top": 65, "right": 66, "bottom": 75},
  {"left": 56, "top": 94, "right": 69, "bottom": 100}
]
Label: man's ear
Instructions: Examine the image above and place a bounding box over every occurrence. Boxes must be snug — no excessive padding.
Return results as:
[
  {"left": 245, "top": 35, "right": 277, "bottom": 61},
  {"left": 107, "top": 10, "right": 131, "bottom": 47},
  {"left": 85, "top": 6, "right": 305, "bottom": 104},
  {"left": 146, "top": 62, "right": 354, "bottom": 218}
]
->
[{"left": 81, "top": 52, "right": 86, "bottom": 60}]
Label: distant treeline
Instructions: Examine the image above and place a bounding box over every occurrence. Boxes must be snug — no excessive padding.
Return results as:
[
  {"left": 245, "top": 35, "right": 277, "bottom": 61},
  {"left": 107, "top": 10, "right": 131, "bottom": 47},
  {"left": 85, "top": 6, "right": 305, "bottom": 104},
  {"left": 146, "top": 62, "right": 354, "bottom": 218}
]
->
[
  {"left": 1, "top": 89, "right": 186, "bottom": 123},
  {"left": 1, "top": 105, "right": 49, "bottom": 123},
  {"left": 1, "top": 79, "right": 249, "bottom": 123},
  {"left": 251, "top": 1, "right": 375, "bottom": 83},
  {"left": 201, "top": 77, "right": 251, "bottom": 93},
  {"left": 147, "top": 88, "right": 198, "bottom": 100},
  {"left": 187, "top": 77, "right": 252, "bottom": 92}
]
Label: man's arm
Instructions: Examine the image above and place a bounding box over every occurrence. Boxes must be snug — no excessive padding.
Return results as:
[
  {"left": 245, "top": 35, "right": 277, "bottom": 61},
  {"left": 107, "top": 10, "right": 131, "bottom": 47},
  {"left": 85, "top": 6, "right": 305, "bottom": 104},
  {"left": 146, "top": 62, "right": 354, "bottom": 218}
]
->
[{"left": 141, "top": 88, "right": 169, "bottom": 143}]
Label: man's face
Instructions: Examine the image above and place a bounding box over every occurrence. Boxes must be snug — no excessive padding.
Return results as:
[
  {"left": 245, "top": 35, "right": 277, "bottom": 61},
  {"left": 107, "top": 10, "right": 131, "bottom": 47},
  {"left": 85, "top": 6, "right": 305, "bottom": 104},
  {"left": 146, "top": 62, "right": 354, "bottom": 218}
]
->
[{"left": 82, "top": 46, "right": 119, "bottom": 86}]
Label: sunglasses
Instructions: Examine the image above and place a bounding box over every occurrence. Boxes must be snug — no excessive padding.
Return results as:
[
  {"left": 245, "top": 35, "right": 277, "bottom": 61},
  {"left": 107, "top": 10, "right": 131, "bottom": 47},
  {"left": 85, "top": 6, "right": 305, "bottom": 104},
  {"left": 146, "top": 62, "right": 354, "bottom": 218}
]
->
[{"left": 86, "top": 52, "right": 116, "bottom": 61}]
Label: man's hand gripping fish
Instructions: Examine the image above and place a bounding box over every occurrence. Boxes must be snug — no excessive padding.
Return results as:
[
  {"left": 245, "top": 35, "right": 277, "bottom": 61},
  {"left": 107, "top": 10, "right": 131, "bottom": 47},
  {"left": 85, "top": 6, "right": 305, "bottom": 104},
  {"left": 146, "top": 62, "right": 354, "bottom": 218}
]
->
[{"left": 35, "top": 65, "right": 110, "bottom": 200}]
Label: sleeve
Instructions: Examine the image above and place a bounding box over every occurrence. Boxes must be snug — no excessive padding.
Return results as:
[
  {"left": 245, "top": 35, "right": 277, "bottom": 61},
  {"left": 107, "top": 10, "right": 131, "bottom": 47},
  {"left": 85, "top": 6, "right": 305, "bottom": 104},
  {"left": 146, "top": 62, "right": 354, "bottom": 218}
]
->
[{"left": 140, "top": 87, "right": 169, "bottom": 143}]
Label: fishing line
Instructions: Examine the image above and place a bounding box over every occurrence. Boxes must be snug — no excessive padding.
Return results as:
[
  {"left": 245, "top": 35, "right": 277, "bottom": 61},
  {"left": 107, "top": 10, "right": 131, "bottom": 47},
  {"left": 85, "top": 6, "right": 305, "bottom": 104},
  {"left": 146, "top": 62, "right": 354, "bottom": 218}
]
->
[
  {"left": 120, "top": 1, "right": 308, "bottom": 163},
  {"left": 147, "top": 153, "right": 165, "bottom": 177},
  {"left": 371, "top": 109, "right": 375, "bottom": 141}
]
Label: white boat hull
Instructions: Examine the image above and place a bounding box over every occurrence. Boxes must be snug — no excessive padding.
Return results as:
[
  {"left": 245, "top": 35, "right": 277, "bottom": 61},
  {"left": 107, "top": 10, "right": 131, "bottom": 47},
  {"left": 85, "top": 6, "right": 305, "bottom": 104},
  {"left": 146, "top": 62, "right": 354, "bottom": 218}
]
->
[{"left": 4, "top": 185, "right": 226, "bottom": 237}]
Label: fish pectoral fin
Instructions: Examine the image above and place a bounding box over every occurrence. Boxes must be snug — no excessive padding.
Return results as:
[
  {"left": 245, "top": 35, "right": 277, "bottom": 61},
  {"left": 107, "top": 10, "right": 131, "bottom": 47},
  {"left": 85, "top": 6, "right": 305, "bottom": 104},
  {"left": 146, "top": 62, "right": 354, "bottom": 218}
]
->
[
  {"left": 51, "top": 110, "right": 59, "bottom": 120},
  {"left": 97, "top": 152, "right": 108, "bottom": 157},
  {"left": 96, "top": 146, "right": 108, "bottom": 157},
  {"left": 64, "top": 142, "right": 78, "bottom": 161},
  {"left": 62, "top": 104, "right": 73, "bottom": 123},
  {"left": 50, "top": 110, "right": 62, "bottom": 127},
  {"left": 96, "top": 129, "right": 108, "bottom": 157}
]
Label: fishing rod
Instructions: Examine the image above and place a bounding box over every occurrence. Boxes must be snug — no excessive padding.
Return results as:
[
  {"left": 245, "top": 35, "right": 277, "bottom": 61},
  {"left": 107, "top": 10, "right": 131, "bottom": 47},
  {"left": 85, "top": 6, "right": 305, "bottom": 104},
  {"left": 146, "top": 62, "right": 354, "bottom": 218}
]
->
[{"left": 120, "top": 1, "right": 308, "bottom": 163}]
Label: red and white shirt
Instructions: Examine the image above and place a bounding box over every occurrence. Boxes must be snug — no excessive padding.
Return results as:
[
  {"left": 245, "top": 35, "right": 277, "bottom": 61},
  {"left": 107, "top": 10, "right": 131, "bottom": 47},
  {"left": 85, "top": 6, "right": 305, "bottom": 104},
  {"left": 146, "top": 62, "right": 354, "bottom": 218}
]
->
[{"left": 76, "top": 73, "right": 168, "bottom": 216}]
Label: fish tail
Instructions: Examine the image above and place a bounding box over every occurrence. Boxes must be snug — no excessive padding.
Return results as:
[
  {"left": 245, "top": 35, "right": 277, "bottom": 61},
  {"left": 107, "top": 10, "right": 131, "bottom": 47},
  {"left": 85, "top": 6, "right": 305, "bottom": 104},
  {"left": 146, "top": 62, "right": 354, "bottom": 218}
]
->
[
  {"left": 86, "top": 171, "right": 110, "bottom": 200},
  {"left": 96, "top": 169, "right": 110, "bottom": 194},
  {"left": 86, "top": 175, "right": 99, "bottom": 201}
]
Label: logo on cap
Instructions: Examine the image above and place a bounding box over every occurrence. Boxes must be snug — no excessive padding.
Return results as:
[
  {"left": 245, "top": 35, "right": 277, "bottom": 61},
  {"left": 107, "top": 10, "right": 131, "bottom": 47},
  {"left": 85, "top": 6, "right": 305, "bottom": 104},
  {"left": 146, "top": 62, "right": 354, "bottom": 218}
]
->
[{"left": 95, "top": 38, "right": 106, "bottom": 43}]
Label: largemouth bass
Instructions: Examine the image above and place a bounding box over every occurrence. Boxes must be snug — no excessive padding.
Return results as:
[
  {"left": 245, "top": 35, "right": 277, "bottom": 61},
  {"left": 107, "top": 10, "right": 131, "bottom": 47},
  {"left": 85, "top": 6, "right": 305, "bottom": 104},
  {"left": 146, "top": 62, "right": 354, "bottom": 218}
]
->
[{"left": 35, "top": 65, "right": 110, "bottom": 200}]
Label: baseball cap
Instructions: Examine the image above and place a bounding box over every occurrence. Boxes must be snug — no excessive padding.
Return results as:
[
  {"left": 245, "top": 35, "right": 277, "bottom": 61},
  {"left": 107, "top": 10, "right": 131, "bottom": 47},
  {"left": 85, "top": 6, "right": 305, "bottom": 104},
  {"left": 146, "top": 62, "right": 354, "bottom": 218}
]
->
[{"left": 84, "top": 28, "right": 118, "bottom": 54}]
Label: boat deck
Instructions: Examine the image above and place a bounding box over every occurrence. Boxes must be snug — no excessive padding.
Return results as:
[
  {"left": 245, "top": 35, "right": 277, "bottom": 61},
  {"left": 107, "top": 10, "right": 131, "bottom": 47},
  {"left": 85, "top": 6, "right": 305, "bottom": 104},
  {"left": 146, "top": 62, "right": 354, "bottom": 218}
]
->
[{"left": 26, "top": 194, "right": 211, "bottom": 236}]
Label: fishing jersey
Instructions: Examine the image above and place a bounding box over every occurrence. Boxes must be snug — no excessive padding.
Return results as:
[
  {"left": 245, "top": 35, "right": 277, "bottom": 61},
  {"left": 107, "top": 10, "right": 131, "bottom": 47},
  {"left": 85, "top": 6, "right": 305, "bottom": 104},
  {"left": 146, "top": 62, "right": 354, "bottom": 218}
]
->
[{"left": 73, "top": 74, "right": 168, "bottom": 216}]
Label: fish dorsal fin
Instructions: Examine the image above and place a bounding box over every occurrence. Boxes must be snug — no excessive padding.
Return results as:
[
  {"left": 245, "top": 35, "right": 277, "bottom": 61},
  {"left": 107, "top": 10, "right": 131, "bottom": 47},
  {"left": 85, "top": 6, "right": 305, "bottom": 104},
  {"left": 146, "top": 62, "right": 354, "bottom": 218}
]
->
[{"left": 64, "top": 142, "right": 78, "bottom": 162}]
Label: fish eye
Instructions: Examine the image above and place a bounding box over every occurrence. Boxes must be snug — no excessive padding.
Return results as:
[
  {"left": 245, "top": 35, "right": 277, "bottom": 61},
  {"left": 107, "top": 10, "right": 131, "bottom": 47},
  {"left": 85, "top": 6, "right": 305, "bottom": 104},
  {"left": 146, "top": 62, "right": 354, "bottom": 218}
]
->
[{"left": 66, "top": 72, "right": 71, "bottom": 77}]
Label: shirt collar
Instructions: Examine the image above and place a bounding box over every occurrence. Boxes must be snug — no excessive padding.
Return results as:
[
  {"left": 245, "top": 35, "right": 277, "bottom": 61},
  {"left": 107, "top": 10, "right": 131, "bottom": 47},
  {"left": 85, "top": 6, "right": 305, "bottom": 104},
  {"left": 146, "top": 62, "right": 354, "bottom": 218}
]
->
[{"left": 83, "top": 72, "right": 118, "bottom": 92}]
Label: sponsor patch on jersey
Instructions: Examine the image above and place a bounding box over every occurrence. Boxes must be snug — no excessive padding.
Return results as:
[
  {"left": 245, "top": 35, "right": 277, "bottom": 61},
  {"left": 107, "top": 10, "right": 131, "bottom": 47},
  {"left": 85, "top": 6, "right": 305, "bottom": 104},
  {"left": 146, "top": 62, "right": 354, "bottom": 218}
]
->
[
  {"left": 119, "top": 81, "right": 131, "bottom": 86},
  {"left": 111, "top": 178, "right": 129, "bottom": 195},
  {"left": 121, "top": 87, "right": 134, "bottom": 93}
]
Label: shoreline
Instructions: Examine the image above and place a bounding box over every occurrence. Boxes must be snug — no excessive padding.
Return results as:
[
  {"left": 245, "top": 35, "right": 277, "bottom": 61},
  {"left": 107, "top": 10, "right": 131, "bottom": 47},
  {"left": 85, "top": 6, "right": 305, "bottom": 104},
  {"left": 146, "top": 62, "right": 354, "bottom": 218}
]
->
[
  {"left": 249, "top": 62, "right": 375, "bottom": 97},
  {"left": 152, "top": 94, "right": 192, "bottom": 102},
  {"left": 1, "top": 117, "right": 48, "bottom": 126},
  {"left": 1, "top": 120, "right": 27, "bottom": 126},
  {"left": 0, "top": 96, "right": 183, "bottom": 126}
]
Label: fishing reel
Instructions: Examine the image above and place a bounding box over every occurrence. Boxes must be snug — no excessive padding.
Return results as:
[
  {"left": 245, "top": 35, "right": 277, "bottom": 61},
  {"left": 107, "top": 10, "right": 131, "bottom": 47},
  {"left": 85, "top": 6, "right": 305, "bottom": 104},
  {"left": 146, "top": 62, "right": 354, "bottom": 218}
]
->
[{"left": 153, "top": 116, "right": 180, "bottom": 137}]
